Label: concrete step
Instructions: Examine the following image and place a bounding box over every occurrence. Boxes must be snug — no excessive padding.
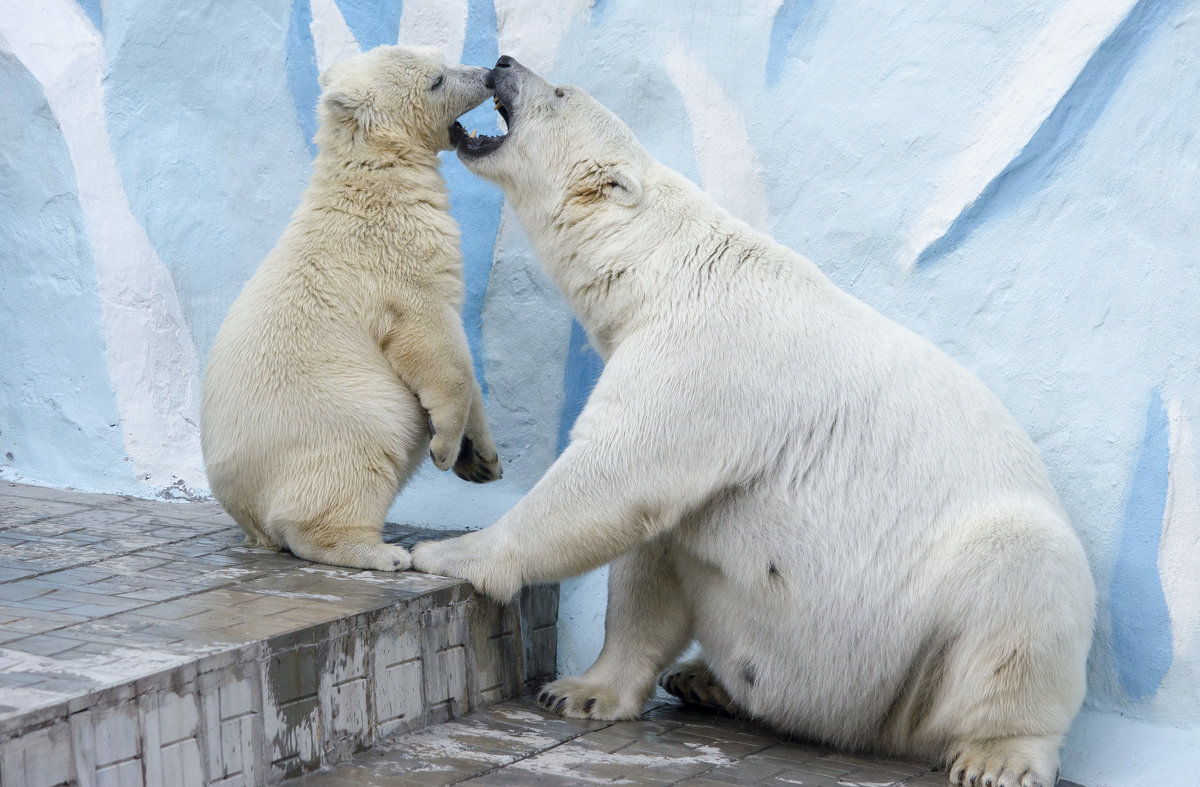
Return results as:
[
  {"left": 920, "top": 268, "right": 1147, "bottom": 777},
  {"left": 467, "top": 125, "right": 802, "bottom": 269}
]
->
[
  {"left": 295, "top": 696, "right": 1088, "bottom": 786},
  {"left": 0, "top": 482, "right": 556, "bottom": 786}
]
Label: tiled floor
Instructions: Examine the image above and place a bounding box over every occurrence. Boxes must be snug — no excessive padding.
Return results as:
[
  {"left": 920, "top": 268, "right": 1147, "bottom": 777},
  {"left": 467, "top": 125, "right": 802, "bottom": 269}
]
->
[{"left": 298, "top": 696, "right": 1004, "bottom": 786}]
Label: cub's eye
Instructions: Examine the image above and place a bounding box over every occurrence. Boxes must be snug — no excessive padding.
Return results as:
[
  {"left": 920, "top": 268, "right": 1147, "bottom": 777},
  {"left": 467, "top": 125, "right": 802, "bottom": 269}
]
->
[
  {"left": 430, "top": 74, "right": 444, "bottom": 90},
  {"left": 554, "top": 87, "right": 566, "bottom": 97}
]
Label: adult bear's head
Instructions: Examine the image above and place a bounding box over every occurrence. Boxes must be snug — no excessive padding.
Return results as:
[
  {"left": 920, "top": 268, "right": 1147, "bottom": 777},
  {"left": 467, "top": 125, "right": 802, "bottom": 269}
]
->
[
  {"left": 456, "top": 56, "right": 651, "bottom": 219},
  {"left": 316, "top": 45, "right": 492, "bottom": 158}
]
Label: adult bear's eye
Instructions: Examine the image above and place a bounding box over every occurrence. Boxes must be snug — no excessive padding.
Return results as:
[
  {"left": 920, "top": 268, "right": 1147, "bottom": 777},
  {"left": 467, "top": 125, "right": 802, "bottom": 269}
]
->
[{"left": 430, "top": 74, "right": 444, "bottom": 90}]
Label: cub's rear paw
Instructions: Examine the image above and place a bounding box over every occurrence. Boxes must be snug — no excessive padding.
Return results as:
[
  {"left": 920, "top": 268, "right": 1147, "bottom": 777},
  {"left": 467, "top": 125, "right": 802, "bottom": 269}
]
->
[
  {"left": 289, "top": 541, "right": 411, "bottom": 572},
  {"left": 948, "top": 736, "right": 1059, "bottom": 787},
  {"left": 452, "top": 434, "right": 503, "bottom": 484},
  {"left": 360, "top": 543, "right": 413, "bottom": 572},
  {"left": 537, "top": 676, "right": 646, "bottom": 720}
]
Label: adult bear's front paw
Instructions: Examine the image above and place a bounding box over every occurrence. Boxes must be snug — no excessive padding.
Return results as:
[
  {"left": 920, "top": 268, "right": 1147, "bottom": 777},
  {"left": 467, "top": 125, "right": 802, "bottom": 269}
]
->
[
  {"left": 411, "top": 529, "right": 521, "bottom": 600},
  {"left": 536, "top": 675, "right": 647, "bottom": 721}
]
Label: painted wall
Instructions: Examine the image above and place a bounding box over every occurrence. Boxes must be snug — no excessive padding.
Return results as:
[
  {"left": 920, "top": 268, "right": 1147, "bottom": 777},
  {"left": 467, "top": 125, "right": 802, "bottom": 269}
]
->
[{"left": 0, "top": 1, "right": 1196, "bottom": 783}]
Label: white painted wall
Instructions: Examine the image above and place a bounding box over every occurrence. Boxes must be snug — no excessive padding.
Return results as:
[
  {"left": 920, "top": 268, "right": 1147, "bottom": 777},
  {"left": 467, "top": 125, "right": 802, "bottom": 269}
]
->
[{"left": 1, "top": 2, "right": 1197, "bottom": 782}]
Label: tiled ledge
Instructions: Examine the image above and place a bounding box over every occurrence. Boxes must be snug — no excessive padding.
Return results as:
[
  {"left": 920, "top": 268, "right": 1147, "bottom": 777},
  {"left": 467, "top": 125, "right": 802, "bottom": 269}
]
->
[{"left": 0, "top": 482, "right": 556, "bottom": 786}]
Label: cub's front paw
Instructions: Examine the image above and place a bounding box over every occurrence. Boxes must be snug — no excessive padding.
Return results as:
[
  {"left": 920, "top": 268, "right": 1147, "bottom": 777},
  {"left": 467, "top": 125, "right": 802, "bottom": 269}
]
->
[
  {"left": 411, "top": 529, "right": 521, "bottom": 600},
  {"left": 453, "top": 433, "right": 503, "bottom": 484},
  {"left": 536, "top": 676, "right": 647, "bottom": 720},
  {"left": 428, "top": 429, "right": 463, "bottom": 471}
]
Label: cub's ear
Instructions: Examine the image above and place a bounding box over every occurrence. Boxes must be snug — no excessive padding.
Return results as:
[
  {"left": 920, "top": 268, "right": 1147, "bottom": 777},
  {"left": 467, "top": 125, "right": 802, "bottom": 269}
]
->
[
  {"left": 318, "top": 62, "right": 339, "bottom": 89},
  {"left": 321, "top": 89, "right": 381, "bottom": 136}
]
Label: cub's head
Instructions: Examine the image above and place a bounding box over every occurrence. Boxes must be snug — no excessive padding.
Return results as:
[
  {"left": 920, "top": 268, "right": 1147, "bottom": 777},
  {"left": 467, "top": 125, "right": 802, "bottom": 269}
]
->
[
  {"left": 456, "top": 56, "right": 650, "bottom": 219},
  {"left": 316, "top": 45, "right": 491, "bottom": 157}
]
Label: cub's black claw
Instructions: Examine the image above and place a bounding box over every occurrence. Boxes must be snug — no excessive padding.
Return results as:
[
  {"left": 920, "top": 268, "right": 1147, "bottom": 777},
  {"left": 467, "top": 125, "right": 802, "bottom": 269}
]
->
[
  {"left": 538, "top": 691, "right": 549, "bottom": 704},
  {"left": 554, "top": 696, "right": 567, "bottom": 713},
  {"left": 456, "top": 434, "right": 475, "bottom": 465},
  {"left": 582, "top": 698, "right": 596, "bottom": 714}
]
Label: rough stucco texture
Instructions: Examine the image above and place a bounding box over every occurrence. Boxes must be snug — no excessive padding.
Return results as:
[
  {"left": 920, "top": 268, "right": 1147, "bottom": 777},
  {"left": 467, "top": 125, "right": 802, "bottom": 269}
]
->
[{"left": 0, "top": 1, "right": 1197, "bottom": 782}]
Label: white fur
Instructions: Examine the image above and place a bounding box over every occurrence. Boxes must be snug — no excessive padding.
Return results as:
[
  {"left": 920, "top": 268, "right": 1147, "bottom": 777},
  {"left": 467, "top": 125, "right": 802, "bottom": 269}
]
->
[
  {"left": 202, "top": 46, "right": 501, "bottom": 572},
  {"left": 412, "top": 59, "right": 1095, "bottom": 786}
]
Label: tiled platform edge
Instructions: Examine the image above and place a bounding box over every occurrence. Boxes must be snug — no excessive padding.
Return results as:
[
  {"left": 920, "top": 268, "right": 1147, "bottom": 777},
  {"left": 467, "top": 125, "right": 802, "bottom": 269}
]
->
[{"left": 0, "top": 482, "right": 557, "bottom": 786}]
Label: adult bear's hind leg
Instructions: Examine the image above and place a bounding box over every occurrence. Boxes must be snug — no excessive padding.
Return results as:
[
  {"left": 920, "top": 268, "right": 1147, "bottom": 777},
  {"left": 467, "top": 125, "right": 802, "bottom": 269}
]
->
[{"left": 916, "top": 510, "right": 1094, "bottom": 787}]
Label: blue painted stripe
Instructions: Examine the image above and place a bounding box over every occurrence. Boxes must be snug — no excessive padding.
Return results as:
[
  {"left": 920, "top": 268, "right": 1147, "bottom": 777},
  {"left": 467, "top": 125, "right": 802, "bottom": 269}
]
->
[
  {"left": 444, "top": 0, "right": 503, "bottom": 397},
  {"left": 1110, "top": 388, "right": 1174, "bottom": 700},
  {"left": 915, "top": 0, "right": 1183, "bottom": 268},
  {"left": 334, "top": 0, "right": 403, "bottom": 51},
  {"left": 286, "top": 0, "right": 321, "bottom": 157},
  {"left": 766, "top": 0, "right": 814, "bottom": 87},
  {"left": 76, "top": 0, "right": 102, "bottom": 31},
  {"left": 556, "top": 321, "right": 605, "bottom": 455},
  {"left": 590, "top": 0, "right": 612, "bottom": 26}
]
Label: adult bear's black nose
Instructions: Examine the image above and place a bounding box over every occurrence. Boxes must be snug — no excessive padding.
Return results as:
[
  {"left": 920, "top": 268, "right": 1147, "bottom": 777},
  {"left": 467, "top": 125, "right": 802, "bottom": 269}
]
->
[{"left": 495, "top": 55, "right": 516, "bottom": 69}]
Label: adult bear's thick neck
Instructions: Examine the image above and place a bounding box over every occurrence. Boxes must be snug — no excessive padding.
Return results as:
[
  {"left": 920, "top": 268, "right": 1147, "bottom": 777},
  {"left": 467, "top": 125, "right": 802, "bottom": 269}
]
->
[{"left": 508, "top": 162, "right": 827, "bottom": 362}]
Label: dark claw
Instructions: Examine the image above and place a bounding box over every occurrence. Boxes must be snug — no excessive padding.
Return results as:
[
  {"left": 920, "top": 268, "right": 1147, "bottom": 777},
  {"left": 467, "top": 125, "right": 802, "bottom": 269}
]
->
[
  {"left": 554, "top": 697, "right": 567, "bottom": 713},
  {"left": 582, "top": 698, "right": 596, "bottom": 714},
  {"left": 538, "top": 691, "right": 548, "bottom": 704}
]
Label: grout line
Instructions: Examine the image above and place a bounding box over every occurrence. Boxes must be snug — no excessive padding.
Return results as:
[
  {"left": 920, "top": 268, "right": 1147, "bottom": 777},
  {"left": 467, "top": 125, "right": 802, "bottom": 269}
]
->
[
  {"left": 449, "top": 716, "right": 623, "bottom": 785},
  {"left": 664, "top": 739, "right": 776, "bottom": 786}
]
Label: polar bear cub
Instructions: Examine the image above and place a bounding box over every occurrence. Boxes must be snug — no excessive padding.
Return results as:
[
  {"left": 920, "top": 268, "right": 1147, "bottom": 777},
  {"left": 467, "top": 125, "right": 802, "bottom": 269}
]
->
[
  {"left": 412, "top": 57, "right": 1095, "bottom": 787},
  {"left": 201, "top": 46, "right": 502, "bottom": 572}
]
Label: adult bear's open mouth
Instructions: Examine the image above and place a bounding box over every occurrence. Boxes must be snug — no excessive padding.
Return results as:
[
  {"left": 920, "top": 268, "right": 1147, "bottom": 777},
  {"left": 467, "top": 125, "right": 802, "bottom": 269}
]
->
[{"left": 453, "top": 85, "right": 513, "bottom": 158}]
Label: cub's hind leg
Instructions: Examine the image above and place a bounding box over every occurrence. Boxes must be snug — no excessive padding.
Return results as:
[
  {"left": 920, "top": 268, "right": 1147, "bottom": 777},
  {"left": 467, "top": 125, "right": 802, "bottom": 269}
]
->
[{"left": 266, "top": 443, "right": 416, "bottom": 572}]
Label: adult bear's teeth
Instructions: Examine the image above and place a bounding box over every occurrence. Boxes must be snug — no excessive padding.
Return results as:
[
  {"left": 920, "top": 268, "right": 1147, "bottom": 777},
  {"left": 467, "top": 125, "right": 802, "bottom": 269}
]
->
[{"left": 470, "top": 129, "right": 477, "bottom": 138}]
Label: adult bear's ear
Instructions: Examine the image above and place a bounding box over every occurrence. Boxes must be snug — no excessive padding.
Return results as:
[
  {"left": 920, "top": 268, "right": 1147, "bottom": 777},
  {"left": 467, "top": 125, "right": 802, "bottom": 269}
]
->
[
  {"left": 569, "top": 161, "right": 643, "bottom": 208},
  {"left": 604, "top": 165, "right": 642, "bottom": 207}
]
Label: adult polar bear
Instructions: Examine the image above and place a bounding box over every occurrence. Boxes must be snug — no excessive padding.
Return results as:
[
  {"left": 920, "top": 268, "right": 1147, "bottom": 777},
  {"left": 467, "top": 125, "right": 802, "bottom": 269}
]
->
[{"left": 413, "top": 57, "right": 1095, "bottom": 787}]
